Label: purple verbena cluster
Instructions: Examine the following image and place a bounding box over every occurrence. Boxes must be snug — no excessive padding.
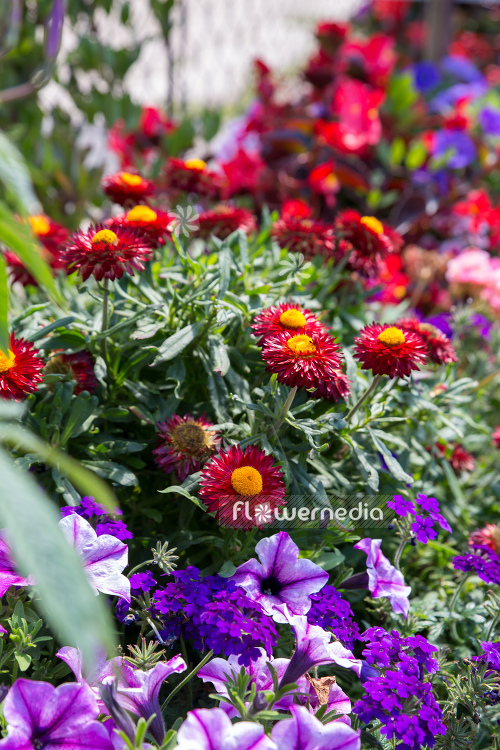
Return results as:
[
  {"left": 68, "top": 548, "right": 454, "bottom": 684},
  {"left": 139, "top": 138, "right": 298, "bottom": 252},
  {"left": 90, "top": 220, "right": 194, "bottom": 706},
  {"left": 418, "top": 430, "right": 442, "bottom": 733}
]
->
[
  {"left": 61, "top": 495, "right": 133, "bottom": 541},
  {"left": 151, "top": 567, "right": 278, "bottom": 665},
  {"left": 306, "top": 585, "right": 361, "bottom": 650},
  {"left": 454, "top": 545, "right": 500, "bottom": 586},
  {"left": 388, "top": 493, "right": 452, "bottom": 544},
  {"left": 353, "top": 627, "right": 445, "bottom": 750}
]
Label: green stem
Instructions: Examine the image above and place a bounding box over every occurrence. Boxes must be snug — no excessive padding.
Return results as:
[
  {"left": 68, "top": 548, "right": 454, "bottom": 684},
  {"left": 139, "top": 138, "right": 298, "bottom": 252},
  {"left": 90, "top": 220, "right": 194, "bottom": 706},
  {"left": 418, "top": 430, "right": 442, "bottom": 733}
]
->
[
  {"left": 179, "top": 635, "right": 193, "bottom": 711},
  {"left": 127, "top": 560, "right": 154, "bottom": 578},
  {"left": 12, "top": 659, "right": 18, "bottom": 685},
  {"left": 101, "top": 278, "right": 109, "bottom": 365},
  {"left": 394, "top": 532, "right": 409, "bottom": 570},
  {"left": 161, "top": 649, "right": 214, "bottom": 711},
  {"left": 450, "top": 575, "right": 468, "bottom": 614},
  {"left": 485, "top": 612, "right": 500, "bottom": 642},
  {"left": 345, "top": 375, "right": 382, "bottom": 422},
  {"left": 270, "top": 387, "right": 297, "bottom": 435}
]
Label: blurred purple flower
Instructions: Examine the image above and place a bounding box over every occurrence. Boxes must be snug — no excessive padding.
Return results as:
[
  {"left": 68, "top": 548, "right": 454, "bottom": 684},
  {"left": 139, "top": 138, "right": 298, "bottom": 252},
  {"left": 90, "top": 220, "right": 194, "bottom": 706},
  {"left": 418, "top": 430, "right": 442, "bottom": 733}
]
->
[
  {"left": 479, "top": 107, "right": 500, "bottom": 135},
  {"left": 0, "top": 679, "right": 112, "bottom": 750},
  {"left": 56, "top": 646, "right": 123, "bottom": 712},
  {"left": 433, "top": 129, "right": 476, "bottom": 169},
  {"left": 44, "top": 0, "right": 65, "bottom": 59},
  {"left": 0, "top": 532, "right": 30, "bottom": 597},
  {"left": 59, "top": 514, "right": 130, "bottom": 602},
  {"left": 232, "top": 532, "right": 328, "bottom": 623},
  {"left": 441, "top": 55, "right": 484, "bottom": 83},
  {"left": 173, "top": 707, "right": 276, "bottom": 750},
  {"left": 354, "top": 539, "right": 411, "bottom": 618},
  {"left": 430, "top": 81, "right": 487, "bottom": 112},
  {"left": 413, "top": 61, "right": 441, "bottom": 92},
  {"left": 468, "top": 313, "right": 492, "bottom": 339},
  {"left": 271, "top": 705, "right": 360, "bottom": 750}
]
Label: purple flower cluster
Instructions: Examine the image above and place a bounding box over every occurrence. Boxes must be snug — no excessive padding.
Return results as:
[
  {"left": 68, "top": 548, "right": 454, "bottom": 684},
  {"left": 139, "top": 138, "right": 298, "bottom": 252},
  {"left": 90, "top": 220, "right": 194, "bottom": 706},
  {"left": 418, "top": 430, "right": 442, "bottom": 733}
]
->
[
  {"left": 61, "top": 496, "right": 133, "bottom": 541},
  {"left": 353, "top": 628, "right": 445, "bottom": 750},
  {"left": 307, "top": 585, "right": 360, "bottom": 650},
  {"left": 152, "top": 567, "right": 278, "bottom": 665},
  {"left": 480, "top": 640, "right": 500, "bottom": 670},
  {"left": 454, "top": 545, "right": 500, "bottom": 586},
  {"left": 388, "top": 494, "right": 452, "bottom": 544},
  {"left": 130, "top": 570, "right": 156, "bottom": 593}
]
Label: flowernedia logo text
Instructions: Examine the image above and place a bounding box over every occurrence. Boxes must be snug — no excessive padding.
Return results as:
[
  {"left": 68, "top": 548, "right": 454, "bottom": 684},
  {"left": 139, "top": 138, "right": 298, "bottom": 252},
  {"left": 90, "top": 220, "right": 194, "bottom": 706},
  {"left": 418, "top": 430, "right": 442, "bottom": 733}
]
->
[{"left": 223, "top": 494, "right": 391, "bottom": 529}]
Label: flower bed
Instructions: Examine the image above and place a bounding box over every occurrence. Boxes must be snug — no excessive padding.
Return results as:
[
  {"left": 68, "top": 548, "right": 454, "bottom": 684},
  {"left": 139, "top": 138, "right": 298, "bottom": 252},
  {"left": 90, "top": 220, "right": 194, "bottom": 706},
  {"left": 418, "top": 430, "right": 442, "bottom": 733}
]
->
[{"left": 1, "top": 2, "right": 500, "bottom": 750}]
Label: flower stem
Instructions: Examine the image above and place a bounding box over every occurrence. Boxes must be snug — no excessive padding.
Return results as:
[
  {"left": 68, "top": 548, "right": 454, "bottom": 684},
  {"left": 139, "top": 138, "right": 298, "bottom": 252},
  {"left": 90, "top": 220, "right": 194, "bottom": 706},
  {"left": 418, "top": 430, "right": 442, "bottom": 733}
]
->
[
  {"left": 127, "top": 560, "right": 154, "bottom": 578},
  {"left": 161, "top": 649, "right": 214, "bottom": 711},
  {"left": 485, "top": 612, "right": 500, "bottom": 643},
  {"left": 394, "top": 532, "right": 409, "bottom": 570},
  {"left": 450, "top": 575, "right": 468, "bottom": 614},
  {"left": 345, "top": 375, "right": 382, "bottom": 422},
  {"left": 101, "top": 278, "right": 109, "bottom": 365},
  {"left": 270, "top": 386, "right": 297, "bottom": 435}
]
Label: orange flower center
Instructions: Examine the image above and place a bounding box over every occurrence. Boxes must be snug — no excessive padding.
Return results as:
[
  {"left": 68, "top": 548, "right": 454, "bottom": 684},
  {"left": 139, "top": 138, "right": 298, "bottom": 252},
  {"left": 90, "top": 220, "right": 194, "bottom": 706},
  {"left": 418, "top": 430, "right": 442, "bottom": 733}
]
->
[
  {"left": 230, "top": 466, "right": 263, "bottom": 496},
  {"left": 0, "top": 349, "right": 16, "bottom": 373},
  {"left": 28, "top": 215, "right": 50, "bottom": 236},
  {"left": 279, "top": 309, "right": 307, "bottom": 329},
  {"left": 126, "top": 205, "right": 158, "bottom": 223},
  {"left": 360, "top": 216, "right": 384, "bottom": 235},
  {"left": 377, "top": 327, "right": 406, "bottom": 347},
  {"left": 184, "top": 158, "right": 206, "bottom": 171},
  {"left": 287, "top": 334, "right": 317, "bottom": 356},
  {"left": 92, "top": 229, "right": 119, "bottom": 246},
  {"left": 171, "top": 422, "right": 211, "bottom": 454},
  {"left": 119, "top": 172, "right": 143, "bottom": 187},
  {"left": 393, "top": 285, "right": 406, "bottom": 300}
]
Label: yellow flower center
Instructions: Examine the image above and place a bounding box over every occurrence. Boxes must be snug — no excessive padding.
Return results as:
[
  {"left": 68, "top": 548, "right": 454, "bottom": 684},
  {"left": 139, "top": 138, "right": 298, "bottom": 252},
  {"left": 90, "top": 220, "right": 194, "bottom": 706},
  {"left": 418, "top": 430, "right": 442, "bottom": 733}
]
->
[
  {"left": 377, "top": 327, "right": 406, "bottom": 347},
  {"left": 92, "top": 229, "right": 119, "bottom": 246},
  {"left": 393, "top": 285, "right": 406, "bottom": 300},
  {"left": 230, "top": 466, "right": 263, "bottom": 496},
  {"left": 0, "top": 349, "right": 16, "bottom": 373},
  {"left": 126, "top": 205, "right": 158, "bottom": 223},
  {"left": 287, "top": 334, "right": 317, "bottom": 356},
  {"left": 360, "top": 216, "right": 384, "bottom": 235},
  {"left": 171, "top": 422, "right": 211, "bottom": 454},
  {"left": 279, "top": 309, "right": 307, "bottom": 329},
  {"left": 119, "top": 172, "right": 143, "bottom": 187},
  {"left": 28, "top": 215, "right": 50, "bottom": 236},
  {"left": 184, "top": 158, "right": 206, "bottom": 171}
]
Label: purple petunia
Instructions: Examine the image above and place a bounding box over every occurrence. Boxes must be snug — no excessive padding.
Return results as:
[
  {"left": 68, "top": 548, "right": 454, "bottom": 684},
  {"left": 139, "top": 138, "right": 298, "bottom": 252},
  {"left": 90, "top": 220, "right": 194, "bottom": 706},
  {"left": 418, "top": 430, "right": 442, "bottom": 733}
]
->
[
  {"left": 271, "top": 705, "right": 360, "bottom": 750},
  {"left": 354, "top": 539, "right": 411, "bottom": 618},
  {"left": 0, "top": 532, "right": 30, "bottom": 598},
  {"left": 173, "top": 707, "right": 276, "bottom": 750},
  {"left": 0, "top": 679, "right": 113, "bottom": 750},
  {"left": 61, "top": 497, "right": 133, "bottom": 542},
  {"left": 59, "top": 514, "right": 130, "bottom": 602},
  {"left": 56, "top": 646, "right": 123, "bottom": 713},
  {"left": 232, "top": 532, "right": 328, "bottom": 623}
]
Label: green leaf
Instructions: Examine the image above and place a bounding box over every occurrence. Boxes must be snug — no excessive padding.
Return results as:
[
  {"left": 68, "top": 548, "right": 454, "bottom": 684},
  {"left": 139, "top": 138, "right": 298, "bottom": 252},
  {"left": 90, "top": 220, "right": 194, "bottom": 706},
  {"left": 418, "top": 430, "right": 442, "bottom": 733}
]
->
[
  {"left": 0, "top": 253, "right": 8, "bottom": 354},
  {"left": 405, "top": 140, "right": 427, "bottom": 170},
  {"left": 80, "top": 460, "right": 137, "bottom": 487},
  {"left": 218, "top": 561, "right": 237, "bottom": 578},
  {"left": 209, "top": 335, "right": 230, "bottom": 376},
  {"left": 158, "top": 485, "right": 207, "bottom": 510},
  {"left": 150, "top": 322, "right": 204, "bottom": 366},
  {"left": 0, "top": 448, "right": 114, "bottom": 664},
  {"left": 368, "top": 428, "right": 414, "bottom": 484},
  {"left": 0, "top": 201, "right": 63, "bottom": 305},
  {"left": 14, "top": 652, "right": 32, "bottom": 671},
  {"left": 0, "top": 132, "right": 41, "bottom": 214}
]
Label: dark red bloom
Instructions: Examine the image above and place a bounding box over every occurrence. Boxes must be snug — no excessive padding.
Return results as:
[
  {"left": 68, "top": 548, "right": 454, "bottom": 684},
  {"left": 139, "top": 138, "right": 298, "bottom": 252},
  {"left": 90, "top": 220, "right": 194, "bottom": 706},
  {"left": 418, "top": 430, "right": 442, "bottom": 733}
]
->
[
  {"left": 308, "top": 162, "right": 340, "bottom": 206},
  {"left": 44, "top": 351, "right": 98, "bottom": 394},
  {"left": 272, "top": 217, "right": 334, "bottom": 259},
  {"left": 335, "top": 210, "right": 403, "bottom": 278},
  {"left": 219, "top": 148, "right": 266, "bottom": 198},
  {"left": 102, "top": 172, "right": 155, "bottom": 206},
  {"left": 109, "top": 205, "right": 175, "bottom": 245},
  {"left": 0, "top": 334, "right": 44, "bottom": 401},
  {"left": 281, "top": 200, "right": 312, "bottom": 220},
  {"left": 5, "top": 215, "right": 68, "bottom": 285},
  {"left": 153, "top": 414, "right": 221, "bottom": 483},
  {"left": 469, "top": 524, "right": 500, "bottom": 553},
  {"left": 61, "top": 225, "right": 153, "bottom": 282},
  {"left": 396, "top": 318, "right": 457, "bottom": 365},
  {"left": 341, "top": 33, "right": 397, "bottom": 88},
  {"left": 164, "top": 158, "right": 221, "bottom": 197},
  {"left": 251, "top": 302, "right": 325, "bottom": 345},
  {"left": 193, "top": 206, "right": 257, "bottom": 240},
  {"left": 354, "top": 324, "right": 427, "bottom": 378},
  {"left": 199, "top": 444, "right": 286, "bottom": 530},
  {"left": 450, "top": 444, "right": 475, "bottom": 475},
  {"left": 493, "top": 427, "right": 500, "bottom": 449},
  {"left": 261, "top": 330, "right": 349, "bottom": 402},
  {"left": 315, "top": 21, "right": 349, "bottom": 54}
]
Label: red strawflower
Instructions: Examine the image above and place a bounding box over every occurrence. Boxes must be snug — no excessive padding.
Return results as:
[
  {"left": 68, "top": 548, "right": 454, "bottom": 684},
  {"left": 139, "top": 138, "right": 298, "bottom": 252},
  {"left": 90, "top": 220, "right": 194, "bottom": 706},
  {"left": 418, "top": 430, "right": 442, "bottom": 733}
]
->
[
  {"left": 317, "top": 77, "right": 384, "bottom": 155},
  {"left": 272, "top": 217, "right": 334, "bottom": 259},
  {"left": 61, "top": 225, "right": 153, "bottom": 282},
  {"left": 102, "top": 172, "right": 155, "bottom": 206},
  {"left": 396, "top": 318, "right": 457, "bottom": 365},
  {"left": 493, "top": 427, "right": 500, "bottom": 449},
  {"left": 354, "top": 324, "right": 427, "bottom": 378},
  {"left": 335, "top": 210, "right": 403, "bottom": 278},
  {"left": 193, "top": 206, "right": 257, "bottom": 240},
  {"left": 164, "top": 157, "right": 221, "bottom": 197},
  {"left": 308, "top": 162, "right": 340, "bottom": 206},
  {"left": 281, "top": 200, "right": 312, "bottom": 220},
  {"left": 139, "top": 106, "right": 176, "bottom": 140},
  {"left": 43, "top": 351, "right": 98, "bottom": 394},
  {"left": 153, "top": 414, "right": 221, "bottom": 483},
  {"left": 199, "top": 444, "right": 286, "bottom": 530},
  {"left": 251, "top": 302, "right": 325, "bottom": 345},
  {"left": 469, "top": 524, "right": 500, "bottom": 554},
  {"left": 6, "top": 215, "right": 69, "bottom": 285},
  {"left": 109, "top": 205, "right": 175, "bottom": 245},
  {"left": 450, "top": 444, "right": 475, "bottom": 475},
  {"left": 261, "top": 330, "right": 349, "bottom": 402},
  {"left": 0, "top": 334, "right": 44, "bottom": 401}
]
